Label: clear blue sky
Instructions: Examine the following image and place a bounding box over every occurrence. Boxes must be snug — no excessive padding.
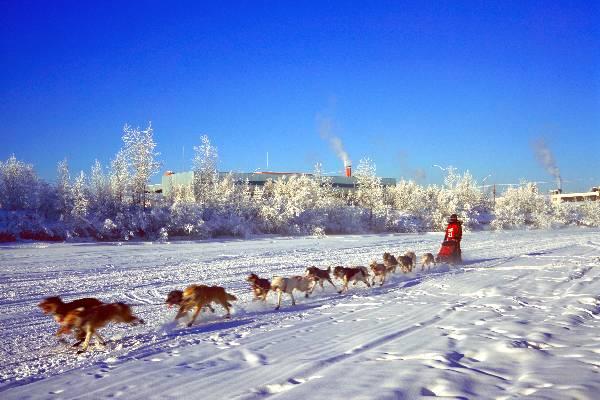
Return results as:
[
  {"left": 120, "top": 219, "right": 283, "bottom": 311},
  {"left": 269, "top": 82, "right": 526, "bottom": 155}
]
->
[{"left": 1, "top": 1, "right": 598, "bottom": 192}]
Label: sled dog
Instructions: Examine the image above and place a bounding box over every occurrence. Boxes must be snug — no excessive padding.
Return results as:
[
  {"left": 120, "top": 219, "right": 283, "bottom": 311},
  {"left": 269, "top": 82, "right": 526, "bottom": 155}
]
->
[
  {"left": 333, "top": 266, "right": 371, "bottom": 293},
  {"left": 369, "top": 261, "right": 388, "bottom": 286},
  {"left": 166, "top": 285, "right": 237, "bottom": 326},
  {"left": 39, "top": 296, "right": 103, "bottom": 324},
  {"left": 270, "top": 276, "right": 313, "bottom": 310},
  {"left": 421, "top": 253, "right": 436, "bottom": 270},
  {"left": 404, "top": 251, "right": 417, "bottom": 272},
  {"left": 305, "top": 266, "right": 336, "bottom": 292},
  {"left": 382, "top": 252, "right": 399, "bottom": 273},
  {"left": 246, "top": 273, "right": 271, "bottom": 301},
  {"left": 398, "top": 255, "right": 414, "bottom": 273},
  {"left": 39, "top": 296, "right": 103, "bottom": 342},
  {"left": 58, "top": 302, "right": 143, "bottom": 352},
  {"left": 166, "top": 284, "right": 216, "bottom": 313}
]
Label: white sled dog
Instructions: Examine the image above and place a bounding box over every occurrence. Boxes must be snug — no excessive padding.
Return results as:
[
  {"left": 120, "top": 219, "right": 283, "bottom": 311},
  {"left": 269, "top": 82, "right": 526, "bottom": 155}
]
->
[{"left": 271, "top": 276, "right": 313, "bottom": 310}]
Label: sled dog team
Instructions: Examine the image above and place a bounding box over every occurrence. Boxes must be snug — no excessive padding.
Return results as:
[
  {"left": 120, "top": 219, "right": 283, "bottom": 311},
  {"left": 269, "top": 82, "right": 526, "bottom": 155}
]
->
[{"left": 39, "top": 250, "right": 436, "bottom": 352}]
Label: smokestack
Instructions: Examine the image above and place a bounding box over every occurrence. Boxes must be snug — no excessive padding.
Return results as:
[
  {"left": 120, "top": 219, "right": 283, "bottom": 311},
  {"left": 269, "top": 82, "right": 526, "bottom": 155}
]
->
[{"left": 318, "top": 116, "right": 352, "bottom": 175}]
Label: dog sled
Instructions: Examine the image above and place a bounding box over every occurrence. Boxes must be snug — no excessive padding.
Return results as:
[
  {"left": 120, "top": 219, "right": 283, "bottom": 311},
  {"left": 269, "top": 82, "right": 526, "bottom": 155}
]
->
[{"left": 436, "top": 240, "right": 462, "bottom": 265}]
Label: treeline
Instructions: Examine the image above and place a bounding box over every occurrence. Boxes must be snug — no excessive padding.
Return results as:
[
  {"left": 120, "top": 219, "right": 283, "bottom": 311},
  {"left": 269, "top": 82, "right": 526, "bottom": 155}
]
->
[{"left": 1, "top": 126, "right": 599, "bottom": 242}]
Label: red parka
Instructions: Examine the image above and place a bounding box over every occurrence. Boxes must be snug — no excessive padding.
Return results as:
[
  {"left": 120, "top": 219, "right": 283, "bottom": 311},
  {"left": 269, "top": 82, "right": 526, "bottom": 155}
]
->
[{"left": 444, "top": 221, "right": 462, "bottom": 242}]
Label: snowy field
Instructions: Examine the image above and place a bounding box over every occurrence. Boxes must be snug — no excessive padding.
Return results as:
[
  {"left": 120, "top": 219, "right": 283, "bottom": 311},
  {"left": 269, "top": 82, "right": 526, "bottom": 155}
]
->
[{"left": 1, "top": 228, "right": 599, "bottom": 399}]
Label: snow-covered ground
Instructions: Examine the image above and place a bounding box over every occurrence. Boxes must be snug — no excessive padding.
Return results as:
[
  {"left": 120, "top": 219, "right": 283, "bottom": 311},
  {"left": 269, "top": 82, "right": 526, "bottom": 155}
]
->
[{"left": 1, "top": 229, "right": 599, "bottom": 399}]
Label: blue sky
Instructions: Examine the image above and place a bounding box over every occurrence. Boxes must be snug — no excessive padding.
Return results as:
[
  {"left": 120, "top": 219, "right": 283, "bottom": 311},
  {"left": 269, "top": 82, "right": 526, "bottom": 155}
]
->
[{"left": 1, "top": 1, "right": 598, "bottom": 192}]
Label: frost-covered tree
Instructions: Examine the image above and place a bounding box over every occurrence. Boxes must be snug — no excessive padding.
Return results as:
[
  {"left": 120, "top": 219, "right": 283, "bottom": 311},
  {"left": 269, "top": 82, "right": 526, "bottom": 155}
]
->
[
  {"left": 258, "top": 175, "right": 318, "bottom": 234},
  {"left": 388, "top": 180, "right": 439, "bottom": 231},
  {"left": 71, "top": 171, "right": 88, "bottom": 218},
  {"left": 578, "top": 201, "right": 600, "bottom": 227},
  {"left": 37, "top": 180, "right": 59, "bottom": 219},
  {"left": 56, "top": 158, "right": 72, "bottom": 219},
  {"left": 435, "top": 168, "right": 490, "bottom": 230},
  {"left": 352, "top": 158, "right": 388, "bottom": 229},
  {"left": 168, "top": 183, "right": 206, "bottom": 237},
  {"left": 122, "top": 123, "right": 160, "bottom": 208},
  {"left": 109, "top": 149, "right": 129, "bottom": 205},
  {"left": 172, "top": 183, "right": 196, "bottom": 204},
  {"left": 492, "top": 183, "right": 550, "bottom": 229},
  {"left": 88, "top": 159, "right": 112, "bottom": 216},
  {"left": 0, "top": 155, "right": 39, "bottom": 210},
  {"left": 192, "top": 135, "right": 219, "bottom": 204},
  {"left": 550, "top": 201, "right": 582, "bottom": 227},
  {"left": 203, "top": 173, "right": 258, "bottom": 237}
]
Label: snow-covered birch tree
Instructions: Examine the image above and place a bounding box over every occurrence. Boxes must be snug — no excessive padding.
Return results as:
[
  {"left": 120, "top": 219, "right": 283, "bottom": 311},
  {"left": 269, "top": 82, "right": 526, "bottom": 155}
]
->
[
  {"left": 109, "top": 149, "right": 129, "bottom": 205},
  {"left": 353, "top": 158, "right": 388, "bottom": 229},
  {"left": 492, "top": 183, "right": 550, "bottom": 229},
  {"left": 0, "top": 155, "right": 39, "bottom": 210},
  {"left": 56, "top": 158, "right": 72, "bottom": 219},
  {"left": 71, "top": 171, "right": 88, "bottom": 218},
  {"left": 89, "top": 159, "right": 111, "bottom": 215},
  {"left": 122, "top": 123, "right": 160, "bottom": 209},
  {"left": 192, "top": 135, "right": 219, "bottom": 204}
]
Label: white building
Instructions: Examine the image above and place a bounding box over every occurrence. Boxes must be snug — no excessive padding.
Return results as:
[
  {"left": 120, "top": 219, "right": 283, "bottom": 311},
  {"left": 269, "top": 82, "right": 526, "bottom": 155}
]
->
[{"left": 550, "top": 187, "right": 599, "bottom": 203}]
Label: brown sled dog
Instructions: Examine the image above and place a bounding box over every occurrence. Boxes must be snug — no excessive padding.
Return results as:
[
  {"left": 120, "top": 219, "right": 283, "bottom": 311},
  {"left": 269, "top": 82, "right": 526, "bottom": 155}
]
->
[
  {"left": 39, "top": 296, "right": 103, "bottom": 324},
  {"left": 58, "top": 302, "right": 144, "bottom": 353},
  {"left": 39, "top": 296, "right": 103, "bottom": 342},
  {"left": 305, "top": 266, "right": 337, "bottom": 292},
  {"left": 369, "top": 261, "right": 389, "bottom": 286},
  {"left": 246, "top": 273, "right": 271, "bottom": 301},
  {"left": 382, "top": 253, "right": 399, "bottom": 273},
  {"left": 166, "top": 285, "right": 237, "bottom": 327},
  {"left": 403, "top": 251, "right": 417, "bottom": 272},
  {"left": 398, "top": 255, "right": 414, "bottom": 273},
  {"left": 333, "top": 266, "right": 371, "bottom": 293}
]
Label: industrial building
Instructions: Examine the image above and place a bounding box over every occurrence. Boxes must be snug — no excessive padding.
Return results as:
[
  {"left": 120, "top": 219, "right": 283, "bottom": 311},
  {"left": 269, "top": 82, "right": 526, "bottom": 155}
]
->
[
  {"left": 159, "top": 168, "right": 396, "bottom": 197},
  {"left": 549, "top": 187, "right": 600, "bottom": 203}
]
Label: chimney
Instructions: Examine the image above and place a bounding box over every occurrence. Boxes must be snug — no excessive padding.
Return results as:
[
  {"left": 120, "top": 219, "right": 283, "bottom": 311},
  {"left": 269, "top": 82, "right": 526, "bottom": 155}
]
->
[{"left": 345, "top": 165, "right": 352, "bottom": 177}]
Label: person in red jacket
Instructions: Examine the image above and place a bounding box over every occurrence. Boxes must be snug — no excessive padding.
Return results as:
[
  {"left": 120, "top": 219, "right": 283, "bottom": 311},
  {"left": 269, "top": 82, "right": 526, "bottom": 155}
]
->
[{"left": 443, "top": 214, "right": 462, "bottom": 262}]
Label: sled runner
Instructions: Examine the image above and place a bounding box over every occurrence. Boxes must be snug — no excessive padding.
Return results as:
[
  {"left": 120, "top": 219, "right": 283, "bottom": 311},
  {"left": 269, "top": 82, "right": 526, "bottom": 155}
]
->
[{"left": 436, "top": 240, "right": 462, "bottom": 265}]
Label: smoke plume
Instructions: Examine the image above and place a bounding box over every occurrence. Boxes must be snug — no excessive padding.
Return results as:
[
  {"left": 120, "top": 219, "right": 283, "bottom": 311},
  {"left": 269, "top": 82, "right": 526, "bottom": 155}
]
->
[
  {"left": 318, "top": 116, "right": 351, "bottom": 167},
  {"left": 532, "top": 138, "right": 562, "bottom": 189},
  {"left": 414, "top": 168, "right": 427, "bottom": 182}
]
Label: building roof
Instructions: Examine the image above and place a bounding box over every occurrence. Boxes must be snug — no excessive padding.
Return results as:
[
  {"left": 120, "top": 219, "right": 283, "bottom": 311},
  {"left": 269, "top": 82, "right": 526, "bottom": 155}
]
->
[{"left": 160, "top": 170, "right": 397, "bottom": 195}]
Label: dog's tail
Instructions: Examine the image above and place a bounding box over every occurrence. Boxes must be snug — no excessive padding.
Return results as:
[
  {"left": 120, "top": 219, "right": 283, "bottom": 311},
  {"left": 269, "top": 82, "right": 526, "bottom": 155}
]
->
[{"left": 327, "top": 266, "right": 331, "bottom": 273}]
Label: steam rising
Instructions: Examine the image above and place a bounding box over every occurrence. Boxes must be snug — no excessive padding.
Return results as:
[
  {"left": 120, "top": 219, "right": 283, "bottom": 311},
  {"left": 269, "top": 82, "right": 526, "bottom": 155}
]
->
[
  {"left": 414, "top": 168, "right": 427, "bottom": 182},
  {"left": 533, "top": 138, "right": 562, "bottom": 189},
  {"left": 318, "top": 117, "right": 351, "bottom": 167}
]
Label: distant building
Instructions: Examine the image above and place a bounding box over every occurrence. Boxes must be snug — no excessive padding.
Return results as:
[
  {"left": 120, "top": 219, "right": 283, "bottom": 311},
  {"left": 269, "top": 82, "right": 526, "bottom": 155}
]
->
[
  {"left": 146, "top": 183, "right": 163, "bottom": 194},
  {"left": 550, "top": 187, "right": 600, "bottom": 203},
  {"left": 160, "top": 170, "right": 396, "bottom": 197}
]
